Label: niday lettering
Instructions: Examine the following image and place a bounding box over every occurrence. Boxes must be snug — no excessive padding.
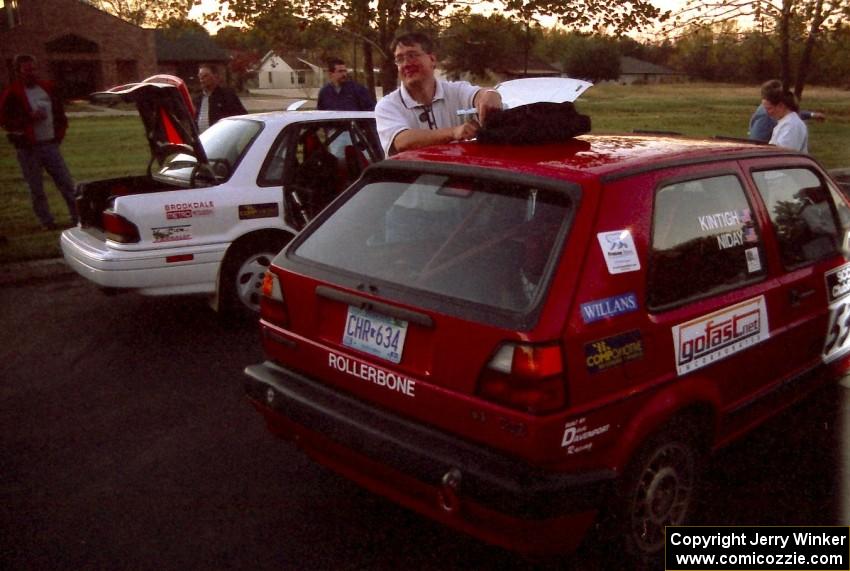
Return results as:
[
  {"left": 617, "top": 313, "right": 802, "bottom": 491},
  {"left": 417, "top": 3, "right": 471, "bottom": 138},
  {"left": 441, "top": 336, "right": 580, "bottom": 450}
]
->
[
  {"left": 328, "top": 352, "right": 415, "bottom": 397},
  {"left": 698, "top": 210, "right": 740, "bottom": 232},
  {"left": 716, "top": 230, "right": 744, "bottom": 250}
]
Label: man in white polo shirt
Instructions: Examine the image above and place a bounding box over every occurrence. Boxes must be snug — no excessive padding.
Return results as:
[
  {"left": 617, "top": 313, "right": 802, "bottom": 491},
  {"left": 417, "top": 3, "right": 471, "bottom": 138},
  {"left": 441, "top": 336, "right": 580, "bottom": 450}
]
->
[{"left": 375, "top": 32, "right": 503, "bottom": 156}]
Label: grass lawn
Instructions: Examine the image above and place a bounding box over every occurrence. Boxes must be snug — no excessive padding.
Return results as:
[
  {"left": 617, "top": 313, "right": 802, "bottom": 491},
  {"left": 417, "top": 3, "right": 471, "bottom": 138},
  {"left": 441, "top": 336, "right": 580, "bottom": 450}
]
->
[{"left": 1, "top": 82, "right": 849, "bottom": 264}]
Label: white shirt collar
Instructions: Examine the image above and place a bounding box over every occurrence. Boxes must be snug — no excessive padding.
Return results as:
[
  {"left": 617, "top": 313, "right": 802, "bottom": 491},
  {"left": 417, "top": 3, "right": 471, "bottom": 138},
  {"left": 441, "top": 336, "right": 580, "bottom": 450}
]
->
[{"left": 399, "top": 80, "right": 445, "bottom": 109}]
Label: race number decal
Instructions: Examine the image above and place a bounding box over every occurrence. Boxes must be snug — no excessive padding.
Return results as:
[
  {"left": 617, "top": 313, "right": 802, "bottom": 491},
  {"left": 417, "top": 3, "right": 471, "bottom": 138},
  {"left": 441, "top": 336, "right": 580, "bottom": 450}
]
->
[{"left": 823, "top": 262, "right": 850, "bottom": 362}]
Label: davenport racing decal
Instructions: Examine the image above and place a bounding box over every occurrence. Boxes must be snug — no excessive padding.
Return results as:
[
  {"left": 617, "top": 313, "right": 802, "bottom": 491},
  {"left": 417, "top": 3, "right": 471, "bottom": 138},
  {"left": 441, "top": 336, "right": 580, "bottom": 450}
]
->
[
  {"left": 561, "top": 417, "right": 611, "bottom": 455},
  {"left": 584, "top": 330, "right": 644, "bottom": 373},
  {"left": 823, "top": 262, "right": 850, "bottom": 362},
  {"left": 152, "top": 225, "right": 191, "bottom": 243},
  {"left": 672, "top": 296, "right": 769, "bottom": 376},
  {"left": 239, "top": 203, "right": 280, "bottom": 220},
  {"left": 164, "top": 201, "right": 214, "bottom": 220}
]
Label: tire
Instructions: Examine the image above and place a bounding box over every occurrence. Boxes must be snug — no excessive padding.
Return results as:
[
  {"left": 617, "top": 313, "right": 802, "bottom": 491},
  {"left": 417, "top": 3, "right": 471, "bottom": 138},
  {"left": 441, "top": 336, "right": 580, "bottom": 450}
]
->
[
  {"left": 219, "top": 237, "right": 287, "bottom": 319},
  {"left": 614, "top": 425, "right": 701, "bottom": 562}
]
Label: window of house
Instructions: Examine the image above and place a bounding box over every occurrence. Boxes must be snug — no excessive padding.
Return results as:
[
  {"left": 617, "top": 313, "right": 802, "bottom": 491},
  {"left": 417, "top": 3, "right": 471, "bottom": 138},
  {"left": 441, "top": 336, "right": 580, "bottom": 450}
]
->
[
  {"left": 297, "top": 71, "right": 306, "bottom": 85},
  {"left": 648, "top": 174, "right": 767, "bottom": 310},
  {"left": 753, "top": 168, "right": 845, "bottom": 269},
  {"left": 0, "top": 0, "right": 21, "bottom": 30}
]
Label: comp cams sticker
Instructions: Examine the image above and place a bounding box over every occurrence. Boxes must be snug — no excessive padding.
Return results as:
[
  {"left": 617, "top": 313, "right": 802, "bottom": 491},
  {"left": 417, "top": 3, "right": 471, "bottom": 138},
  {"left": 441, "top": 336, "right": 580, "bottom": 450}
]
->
[
  {"left": 672, "top": 296, "right": 769, "bottom": 376},
  {"left": 584, "top": 330, "right": 644, "bottom": 374},
  {"left": 597, "top": 229, "right": 640, "bottom": 274}
]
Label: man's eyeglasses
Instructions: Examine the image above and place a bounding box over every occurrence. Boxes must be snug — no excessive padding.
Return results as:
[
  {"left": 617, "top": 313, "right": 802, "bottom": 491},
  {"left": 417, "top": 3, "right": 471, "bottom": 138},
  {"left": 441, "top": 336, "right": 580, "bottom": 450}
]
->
[{"left": 394, "top": 51, "right": 426, "bottom": 66}]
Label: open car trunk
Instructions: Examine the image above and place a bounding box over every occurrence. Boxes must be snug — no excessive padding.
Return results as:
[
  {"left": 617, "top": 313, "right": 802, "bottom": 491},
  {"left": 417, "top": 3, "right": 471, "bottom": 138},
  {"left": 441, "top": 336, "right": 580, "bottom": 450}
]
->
[
  {"left": 78, "top": 75, "right": 208, "bottom": 231},
  {"left": 75, "top": 175, "right": 180, "bottom": 229}
]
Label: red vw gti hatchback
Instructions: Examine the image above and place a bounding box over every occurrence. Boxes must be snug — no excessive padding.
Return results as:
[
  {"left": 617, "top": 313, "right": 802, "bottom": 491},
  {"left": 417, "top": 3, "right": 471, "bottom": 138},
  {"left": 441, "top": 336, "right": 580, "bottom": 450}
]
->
[{"left": 245, "top": 134, "right": 850, "bottom": 560}]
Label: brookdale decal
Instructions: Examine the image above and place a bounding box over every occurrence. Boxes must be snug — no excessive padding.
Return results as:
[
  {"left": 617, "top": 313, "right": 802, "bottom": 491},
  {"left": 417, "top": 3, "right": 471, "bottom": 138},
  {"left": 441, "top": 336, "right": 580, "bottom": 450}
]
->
[
  {"left": 580, "top": 292, "right": 638, "bottom": 324},
  {"left": 672, "top": 295, "right": 769, "bottom": 376},
  {"left": 164, "top": 201, "right": 215, "bottom": 220},
  {"left": 328, "top": 351, "right": 415, "bottom": 398}
]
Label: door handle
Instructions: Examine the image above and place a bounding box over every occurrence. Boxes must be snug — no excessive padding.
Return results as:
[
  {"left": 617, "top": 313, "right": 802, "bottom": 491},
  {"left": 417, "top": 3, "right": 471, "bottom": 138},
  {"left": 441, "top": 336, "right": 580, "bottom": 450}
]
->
[{"left": 789, "top": 287, "right": 815, "bottom": 306}]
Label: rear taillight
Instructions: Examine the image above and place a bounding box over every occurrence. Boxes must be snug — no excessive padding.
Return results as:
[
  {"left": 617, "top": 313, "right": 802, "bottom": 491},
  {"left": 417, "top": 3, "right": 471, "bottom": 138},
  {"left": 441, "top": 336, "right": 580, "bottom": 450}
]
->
[
  {"left": 260, "top": 271, "right": 288, "bottom": 326},
  {"left": 477, "top": 342, "right": 566, "bottom": 415},
  {"left": 102, "top": 210, "right": 140, "bottom": 243}
]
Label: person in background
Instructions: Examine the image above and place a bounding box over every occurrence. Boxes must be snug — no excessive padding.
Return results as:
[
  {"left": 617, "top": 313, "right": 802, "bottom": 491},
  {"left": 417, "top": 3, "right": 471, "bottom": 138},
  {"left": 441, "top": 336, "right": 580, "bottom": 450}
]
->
[
  {"left": 759, "top": 80, "right": 809, "bottom": 153},
  {"left": 317, "top": 58, "right": 376, "bottom": 112},
  {"left": 0, "top": 54, "right": 78, "bottom": 231},
  {"left": 193, "top": 64, "right": 246, "bottom": 133},
  {"left": 748, "top": 79, "right": 825, "bottom": 143},
  {"left": 375, "top": 31, "right": 503, "bottom": 156}
]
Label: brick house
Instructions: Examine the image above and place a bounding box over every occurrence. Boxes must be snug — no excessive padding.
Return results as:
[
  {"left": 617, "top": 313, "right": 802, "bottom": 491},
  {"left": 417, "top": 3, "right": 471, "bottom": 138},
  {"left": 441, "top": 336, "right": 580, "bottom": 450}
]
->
[
  {"left": 154, "top": 28, "right": 229, "bottom": 92},
  {"left": 0, "top": 0, "right": 156, "bottom": 98}
]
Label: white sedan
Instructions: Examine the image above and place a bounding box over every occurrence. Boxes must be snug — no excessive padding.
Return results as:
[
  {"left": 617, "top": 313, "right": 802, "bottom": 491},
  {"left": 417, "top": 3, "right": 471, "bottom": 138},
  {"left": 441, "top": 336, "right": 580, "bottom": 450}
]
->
[{"left": 61, "top": 79, "right": 381, "bottom": 317}]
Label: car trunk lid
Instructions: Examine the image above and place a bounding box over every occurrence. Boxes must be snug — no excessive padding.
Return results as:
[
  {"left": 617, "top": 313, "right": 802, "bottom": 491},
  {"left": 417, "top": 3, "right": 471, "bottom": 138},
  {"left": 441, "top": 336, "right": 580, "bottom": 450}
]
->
[{"left": 90, "top": 74, "right": 207, "bottom": 171}]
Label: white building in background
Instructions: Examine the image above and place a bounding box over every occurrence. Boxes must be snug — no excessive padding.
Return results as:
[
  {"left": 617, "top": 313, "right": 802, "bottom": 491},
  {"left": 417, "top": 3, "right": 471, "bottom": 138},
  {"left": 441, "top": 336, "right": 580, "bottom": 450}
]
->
[{"left": 256, "top": 51, "right": 323, "bottom": 90}]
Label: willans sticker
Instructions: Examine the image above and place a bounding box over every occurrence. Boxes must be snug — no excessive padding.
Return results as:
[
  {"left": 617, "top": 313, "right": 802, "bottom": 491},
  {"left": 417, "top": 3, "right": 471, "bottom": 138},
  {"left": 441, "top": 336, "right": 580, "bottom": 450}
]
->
[{"left": 597, "top": 229, "right": 640, "bottom": 274}]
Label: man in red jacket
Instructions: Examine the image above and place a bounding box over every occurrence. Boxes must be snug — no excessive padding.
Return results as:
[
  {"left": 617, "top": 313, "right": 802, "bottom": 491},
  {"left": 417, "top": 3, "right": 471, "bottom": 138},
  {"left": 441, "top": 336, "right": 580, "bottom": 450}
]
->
[{"left": 0, "top": 54, "right": 78, "bottom": 230}]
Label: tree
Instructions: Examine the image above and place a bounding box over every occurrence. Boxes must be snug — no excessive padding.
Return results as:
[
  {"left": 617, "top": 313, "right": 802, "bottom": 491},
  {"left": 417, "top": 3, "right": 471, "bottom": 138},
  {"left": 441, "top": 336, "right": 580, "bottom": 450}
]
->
[
  {"left": 201, "top": 0, "right": 669, "bottom": 95},
  {"left": 440, "top": 12, "right": 530, "bottom": 81},
  {"left": 663, "top": 0, "right": 850, "bottom": 99},
  {"left": 87, "top": 0, "right": 193, "bottom": 27},
  {"left": 561, "top": 35, "right": 621, "bottom": 82},
  {"left": 495, "top": 1, "right": 665, "bottom": 81}
]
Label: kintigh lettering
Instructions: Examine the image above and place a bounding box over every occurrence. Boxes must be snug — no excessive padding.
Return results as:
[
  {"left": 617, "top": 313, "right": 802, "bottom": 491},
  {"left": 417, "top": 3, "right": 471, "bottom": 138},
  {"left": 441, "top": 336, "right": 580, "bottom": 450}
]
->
[{"left": 699, "top": 210, "right": 740, "bottom": 232}]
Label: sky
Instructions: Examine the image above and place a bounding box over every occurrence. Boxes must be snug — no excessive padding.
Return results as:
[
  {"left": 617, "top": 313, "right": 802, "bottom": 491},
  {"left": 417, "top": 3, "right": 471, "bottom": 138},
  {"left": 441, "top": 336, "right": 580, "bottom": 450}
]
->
[{"left": 190, "top": 0, "right": 692, "bottom": 35}]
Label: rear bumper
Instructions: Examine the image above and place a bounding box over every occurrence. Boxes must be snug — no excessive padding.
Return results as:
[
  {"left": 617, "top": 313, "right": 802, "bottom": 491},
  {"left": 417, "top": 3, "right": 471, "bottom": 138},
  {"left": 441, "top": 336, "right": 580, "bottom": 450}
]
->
[
  {"left": 60, "top": 227, "right": 224, "bottom": 295},
  {"left": 244, "top": 360, "right": 616, "bottom": 554}
]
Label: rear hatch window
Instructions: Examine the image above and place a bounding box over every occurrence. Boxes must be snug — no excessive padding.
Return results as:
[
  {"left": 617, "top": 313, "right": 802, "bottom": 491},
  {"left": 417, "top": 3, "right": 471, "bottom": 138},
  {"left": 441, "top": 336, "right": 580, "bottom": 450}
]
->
[{"left": 287, "top": 163, "right": 579, "bottom": 328}]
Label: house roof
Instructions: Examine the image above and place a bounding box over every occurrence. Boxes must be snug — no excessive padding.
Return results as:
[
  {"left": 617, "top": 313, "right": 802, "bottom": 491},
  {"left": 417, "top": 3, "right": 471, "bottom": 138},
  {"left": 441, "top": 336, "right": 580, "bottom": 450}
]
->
[
  {"left": 259, "top": 51, "right": 317, "bottom": 71},
  {"left": 155, "top": 29, "right": 229, "bottom": 63},
  {"left": 619, "top": 56, "right": 679, "bottom": 76},
  {"left": 493, "top": 55, "right": 561, "bottom": 76}
]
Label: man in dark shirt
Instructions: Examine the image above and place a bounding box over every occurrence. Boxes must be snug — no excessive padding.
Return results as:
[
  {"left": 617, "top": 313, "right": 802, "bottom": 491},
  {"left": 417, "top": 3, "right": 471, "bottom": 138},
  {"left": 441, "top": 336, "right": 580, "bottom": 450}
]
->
[
  {"left": 316, "top": 59, "right": 376, "bottom": 111},
  {"left": 193, "top": 64, "right": 247, "bottom": 132}
]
